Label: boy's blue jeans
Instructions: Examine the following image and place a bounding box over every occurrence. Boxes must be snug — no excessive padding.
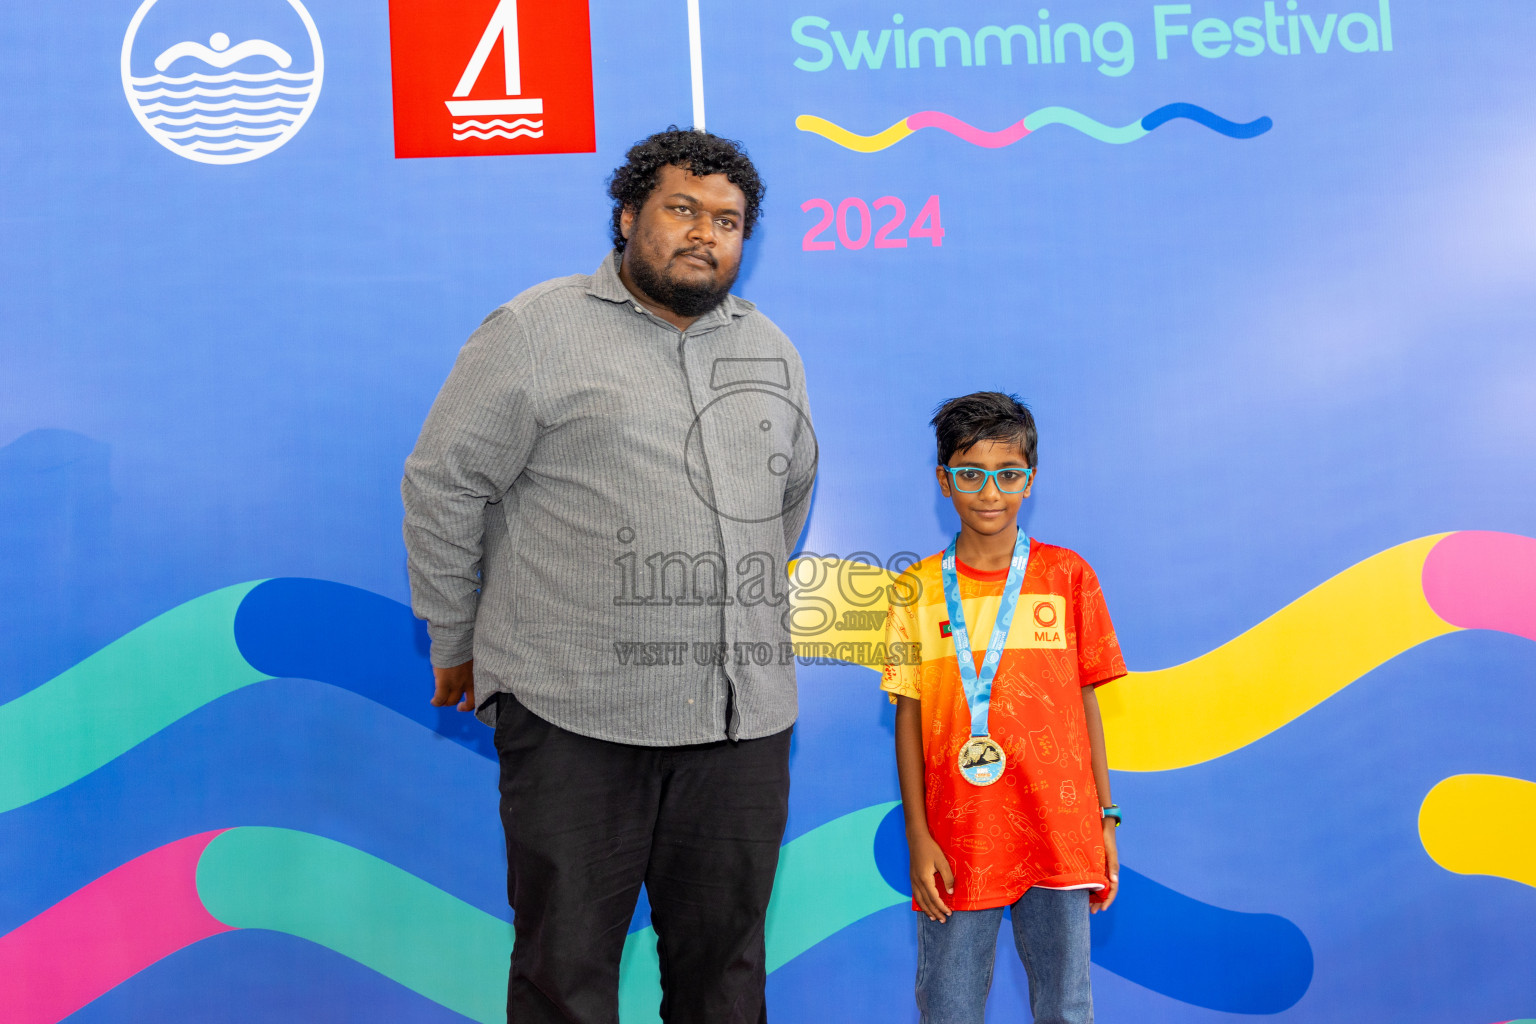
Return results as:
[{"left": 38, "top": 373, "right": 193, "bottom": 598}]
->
[{"left": 915, "top": 887, "right": 1093, "bottom": 1024}]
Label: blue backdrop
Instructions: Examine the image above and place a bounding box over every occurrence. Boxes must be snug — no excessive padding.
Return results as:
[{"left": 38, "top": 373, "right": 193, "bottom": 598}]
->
[{"left": 3, "top": 1, "right": 1534, "bottom": 1022}]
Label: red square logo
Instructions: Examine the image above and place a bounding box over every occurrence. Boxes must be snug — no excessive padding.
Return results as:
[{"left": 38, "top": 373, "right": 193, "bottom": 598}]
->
[{"left": 388, "top": 0, "right": 596, "bottom": 158}]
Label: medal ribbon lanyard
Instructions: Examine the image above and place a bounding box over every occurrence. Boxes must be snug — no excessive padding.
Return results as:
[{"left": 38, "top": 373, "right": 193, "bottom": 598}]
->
[{"left": 941, "top": 530, "right": 1031, "bottom": 738}]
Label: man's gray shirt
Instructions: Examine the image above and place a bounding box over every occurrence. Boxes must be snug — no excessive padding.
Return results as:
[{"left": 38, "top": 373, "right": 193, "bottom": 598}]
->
[{"left": 402, "top": 254, "right": 815, "bottom": 744}]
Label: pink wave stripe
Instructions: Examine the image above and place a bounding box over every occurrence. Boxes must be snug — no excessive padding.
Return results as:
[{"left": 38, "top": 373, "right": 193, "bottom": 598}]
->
[
  {"left": 905, "top": 111, "right": 1030, "bottom": 148},
  {"left": 0, "top": 831, "right": 232, "bottom": 1024},
  {"left": 1422, "top": 531, "right": 1536, "bottom": 641}
]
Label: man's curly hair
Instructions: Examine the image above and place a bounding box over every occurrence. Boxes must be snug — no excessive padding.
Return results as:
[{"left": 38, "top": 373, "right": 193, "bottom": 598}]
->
[{"left": 607, "top": 128, "right": 765, "bottom": 252}]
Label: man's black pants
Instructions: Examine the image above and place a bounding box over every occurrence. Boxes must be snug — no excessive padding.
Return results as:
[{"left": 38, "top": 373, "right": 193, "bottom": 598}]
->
[{"left": 493, "top": 693, "right": 792, "bottom": 1024}]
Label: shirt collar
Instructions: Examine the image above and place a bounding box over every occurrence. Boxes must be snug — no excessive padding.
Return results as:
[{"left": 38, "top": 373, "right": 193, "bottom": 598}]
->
[{"left": 586, "top": 250, "right": 756, "bottom": 326}]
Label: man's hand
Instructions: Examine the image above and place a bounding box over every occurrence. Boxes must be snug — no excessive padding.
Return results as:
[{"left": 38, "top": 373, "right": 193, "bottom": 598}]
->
[
  {"left": 908, "top": 829, "right": 955, "bottom": 922},
  {"left": 1092, "top": 817, "right": 1119, "bottom": 914},
  {"left": 431, "top": 660, "right": 476, "bottom": 712}
]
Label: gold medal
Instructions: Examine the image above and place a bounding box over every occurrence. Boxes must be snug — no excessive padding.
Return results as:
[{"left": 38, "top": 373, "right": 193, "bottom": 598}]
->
[{"left": 957, "top": 736, "right": 1006, "bottom": 787}]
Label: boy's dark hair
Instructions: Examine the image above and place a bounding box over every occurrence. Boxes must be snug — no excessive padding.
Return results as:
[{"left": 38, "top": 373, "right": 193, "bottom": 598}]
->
[
  {"left": 607, "top": 128, "right": 765, "bottom": 252},
  {"left": 931, "top": 392, "right": 1038, "bottom": 468}
]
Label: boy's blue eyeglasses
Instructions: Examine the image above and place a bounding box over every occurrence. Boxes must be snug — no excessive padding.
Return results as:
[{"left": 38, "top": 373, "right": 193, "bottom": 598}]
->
[{"left": 942, "top": 466, "right": 1035, "bottom": 494}]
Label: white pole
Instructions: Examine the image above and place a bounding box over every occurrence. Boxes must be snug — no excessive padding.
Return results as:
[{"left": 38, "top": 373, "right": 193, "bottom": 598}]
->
[{"left": 686, "top": 0, "right": 705, "bottom": 130}]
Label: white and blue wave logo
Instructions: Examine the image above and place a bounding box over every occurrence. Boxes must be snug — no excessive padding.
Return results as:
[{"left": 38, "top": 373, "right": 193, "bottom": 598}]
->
[{"left": 121, "top": 0, "right": 323, "bottom": 165}]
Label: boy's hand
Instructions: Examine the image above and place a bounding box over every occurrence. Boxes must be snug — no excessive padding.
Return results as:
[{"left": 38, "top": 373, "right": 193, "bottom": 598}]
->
[
  {"left": 1092, "top": 817, "right": 1119, "bottom": 914},
  {"left": 908, "top": 830, "right": 955, "bottom": 921}
]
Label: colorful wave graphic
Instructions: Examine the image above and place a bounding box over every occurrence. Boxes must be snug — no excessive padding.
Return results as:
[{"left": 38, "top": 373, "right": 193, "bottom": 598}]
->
[
  {"left": 0, "top": 577, "right": 483, "bottom": 815},
  {"left": 7, "top": 529, "right": 1529, "bottom": 1018},
  {"left": 0, "top": 678, "right": 500, "bottom": 934},
  {"left": 11, "top": 531, "right": 1528, "bottom": 811},
  {"left": 1107, "top": 530, "right": 1536, "bottom": 770},
  {"left": 0, "top": 804, "right": 1311, "bottom": 1023},
  {"left": 0, "top": 828, "right": 504, "bottom": 1024},
  {"left": 0, "top": 533, "right": 1527, "bottom": 817},
  {"left": 795, "top": 102, "right": 1273, "bottom": 153},
  {"left": 0, "top": 574, "right": 1320, "bottom": 1018},
  {"left": 798, "top": 531, "right": 1536, "bottom": 771}
]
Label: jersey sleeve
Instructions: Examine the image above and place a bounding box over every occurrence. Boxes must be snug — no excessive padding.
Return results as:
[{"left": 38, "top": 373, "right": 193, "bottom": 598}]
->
[
  {"left": 880, "top": 588, "right": 921, "bottom": 703},
  {"left": 1074, "top": 560, "right": 1128, "bottom": 688}
]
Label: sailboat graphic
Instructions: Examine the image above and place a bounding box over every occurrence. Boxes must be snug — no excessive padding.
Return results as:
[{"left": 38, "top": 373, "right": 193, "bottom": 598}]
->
[
  {"left": 445, "top": 0, "right": 545, "bottom": 142},
  {"left": 121, "top": 0, "right": 324, "bottom": 166}
]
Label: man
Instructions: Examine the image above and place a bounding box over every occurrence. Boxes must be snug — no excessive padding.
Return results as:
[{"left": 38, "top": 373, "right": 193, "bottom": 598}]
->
[{"left": 402, "top": 129, "right": 815, "bottom": 1024}]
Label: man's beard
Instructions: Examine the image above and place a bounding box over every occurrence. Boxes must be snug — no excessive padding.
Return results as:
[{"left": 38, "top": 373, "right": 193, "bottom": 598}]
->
[{"left": 626, "top": 242, "right": 738, "bottom": 318}]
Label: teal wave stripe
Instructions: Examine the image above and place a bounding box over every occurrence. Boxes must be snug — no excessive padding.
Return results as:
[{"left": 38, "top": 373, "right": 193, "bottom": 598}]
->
[
  {"left": 618, "top": 929, "right": 662, "bottom": 1023},
  {"left": 765, "top": 801, "right": 905, "bottom": 970},
  {"left": 0, "top": 582, "right": 271, "bottom": 814},
  {"left": 198, "top": 826, "right": 512, "bottom": 1024},
  {"left": 195, "top": 806, "right": 901, "bottom": 1024},
  {"left": 1022, "top": 107, "right": 1148, "bottom": 144}
]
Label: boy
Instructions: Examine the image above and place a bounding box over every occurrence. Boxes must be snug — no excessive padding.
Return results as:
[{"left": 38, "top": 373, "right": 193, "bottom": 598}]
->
[{"left": 882, "top": 392, "right": 1126, "bottom": 1024}]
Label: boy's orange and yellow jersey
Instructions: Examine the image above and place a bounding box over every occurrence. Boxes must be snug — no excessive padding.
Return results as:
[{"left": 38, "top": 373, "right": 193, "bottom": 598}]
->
[{"left": 882, "top": 540, "right": 1127, "bottom": 910}]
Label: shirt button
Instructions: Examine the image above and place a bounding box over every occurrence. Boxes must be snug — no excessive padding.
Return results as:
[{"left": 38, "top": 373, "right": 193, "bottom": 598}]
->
[{"left": 688, "top": 699, "right": 694, "bottom": 704}]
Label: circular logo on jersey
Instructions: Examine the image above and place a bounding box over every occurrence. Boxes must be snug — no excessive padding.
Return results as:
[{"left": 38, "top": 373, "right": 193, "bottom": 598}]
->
[
  {"left": 121, "top": 0, "right": 324, "bottom": 165},
  {"left": 1033, "top": 600, "right": 1058, "bottom": 628}
]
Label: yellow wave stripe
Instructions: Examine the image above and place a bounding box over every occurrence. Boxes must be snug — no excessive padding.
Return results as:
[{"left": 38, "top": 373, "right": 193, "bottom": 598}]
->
[
  {"left": 790, "top": 534, "right": 1458, "bottom": 771},
  {"left": 1420, "top": 774, "right": 1536, "bottom": 889},
  {"left": 794, "top": 114, "right": 911, "bottom": 153},
  {"left": 1099, "top": 534, "right": 1456, "bottom": 770}
]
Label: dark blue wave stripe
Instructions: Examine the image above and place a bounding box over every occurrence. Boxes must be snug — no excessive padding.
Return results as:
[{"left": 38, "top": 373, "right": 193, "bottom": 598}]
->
[
  {"left": 70, "top": 930, "right": 469, "bottom": 1024},
  {"left": 233, "top": 578, "right": 496, "bottom": 760},
  {"left": 872, "top": 805, "right": 1311, "bottom": 1014},
  {"left": 1090, "top": 868, "right": 1312, "bottom": 1013},
  {"left": 1142, "top": 103, "right": 1274, "bottom": 139}
]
